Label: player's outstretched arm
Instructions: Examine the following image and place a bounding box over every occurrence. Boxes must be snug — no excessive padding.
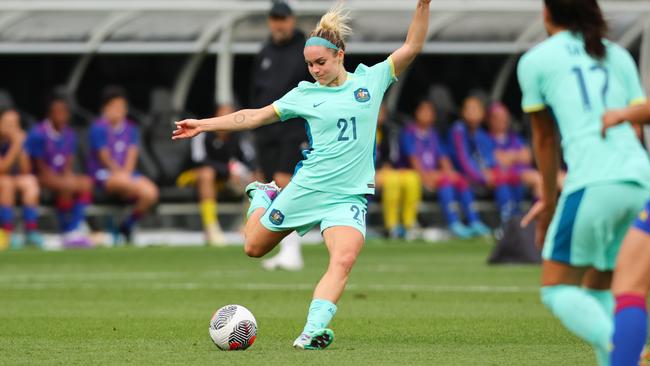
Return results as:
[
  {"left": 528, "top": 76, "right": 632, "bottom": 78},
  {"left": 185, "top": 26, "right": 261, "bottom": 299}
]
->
[
  {"left": 389, "top": 0, "right": 431, "bottom": 77},
  {"left": 602, "top": 102, "right": 650, "bottom": 137},
  {"left": 172, "top": 105, "right": 279, "bottom": 140}
]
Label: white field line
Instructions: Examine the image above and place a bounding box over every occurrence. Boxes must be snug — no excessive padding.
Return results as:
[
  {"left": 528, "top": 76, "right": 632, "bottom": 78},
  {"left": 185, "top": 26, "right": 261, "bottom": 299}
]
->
[
  {"left": 0, "top": 265, "right": 416, "bottom": 283},
  {"left": 0, "top": 281, "right": 538, "bottom": 293}
]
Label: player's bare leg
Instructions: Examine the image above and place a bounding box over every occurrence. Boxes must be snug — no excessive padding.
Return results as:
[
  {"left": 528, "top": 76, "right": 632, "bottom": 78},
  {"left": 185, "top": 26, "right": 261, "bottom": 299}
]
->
[
  {"left": 243, "top": 210, "right": 291, "bottom": 258},
  {"left": 196, "top": 166, "right": 225, "bottom": 246},
  {"left": 40, "top": 174, "right": 93, "bottom": 247},
  {"left": 105, "top": 173, "right": 158, "bottom": 244},
  {"left": 243, "top": 181, "right": 291, "bottom": 257},
  {"left": 293, "top": 226, "right": 364, "bottom": 350},
  {"left": 131, "top": 176, "right": 159, "bottom": 214},
  {"left": 104, "top": 171, "right": 133, "bottom": 198},
  {"left": 15, "top": 174, "right": 39, "bottom": 209},
  {"left": 612, "top": 228, "right": 650, "bottom": 298},
  {"left": 15, "top": 174, "right": 42, "bottom": 247},
  {"left": 262, "top": 171, "right": 304, "bottom": 271},
  {"left": 315, "top": 226, "right": 364, "bottom": 302}
]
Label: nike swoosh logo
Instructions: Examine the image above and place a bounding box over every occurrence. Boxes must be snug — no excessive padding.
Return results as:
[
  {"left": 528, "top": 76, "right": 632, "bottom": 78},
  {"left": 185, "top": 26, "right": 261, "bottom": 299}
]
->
[{"left": 313, "top": 101, "right": 326, "bottom": 108}]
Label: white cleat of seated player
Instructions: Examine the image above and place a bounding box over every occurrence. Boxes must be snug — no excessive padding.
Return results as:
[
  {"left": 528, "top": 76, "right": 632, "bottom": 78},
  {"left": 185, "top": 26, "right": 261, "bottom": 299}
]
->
[{"left": 261, "top": 251, "right": 304, "bottom": 271}]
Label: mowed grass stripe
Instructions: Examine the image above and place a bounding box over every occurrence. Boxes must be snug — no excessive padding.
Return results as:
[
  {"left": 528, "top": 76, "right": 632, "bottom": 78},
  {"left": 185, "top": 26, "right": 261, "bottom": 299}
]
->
[{"left": 0, "top": 282, "right": 538, "bottom": 293}]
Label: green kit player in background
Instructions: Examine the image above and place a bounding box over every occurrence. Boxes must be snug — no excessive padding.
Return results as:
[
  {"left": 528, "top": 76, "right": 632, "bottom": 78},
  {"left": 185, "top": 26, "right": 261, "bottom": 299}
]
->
[
  {"left": 173, "top": 0, "right": 432, "bottom": 350},
  {"left": 518, "top": 0, "right": 650, "bottom": 364}
]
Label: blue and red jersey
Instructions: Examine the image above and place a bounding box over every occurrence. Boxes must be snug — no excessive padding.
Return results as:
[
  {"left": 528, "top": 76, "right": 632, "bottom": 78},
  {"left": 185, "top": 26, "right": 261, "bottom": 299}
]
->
[
  {"left": 86, "top": 118, "right": 139, "bottom": 177},
  {"left": 25, "top": 121, "right": 77, "bottom": 174},
  {"left": 488, "top": 131, "right": 532, "bottom": 171},
  {"left": 398, "top": 122, "right": 448, "bottom": 171},
  {"left": 448, "top": 121, "right": 496, "bottom": 184},
  {"left": 489, "top": 131, "right": 523, "bottom": 152}
]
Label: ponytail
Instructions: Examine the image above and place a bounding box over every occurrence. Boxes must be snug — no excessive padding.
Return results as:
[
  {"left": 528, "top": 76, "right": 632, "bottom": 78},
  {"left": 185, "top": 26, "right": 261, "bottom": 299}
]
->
[
  {"left": 544, "top": 0, "right": 607, "bottom": 59},
  {"left": 309, "top": 3, "right": 351, "bottom": 51}
]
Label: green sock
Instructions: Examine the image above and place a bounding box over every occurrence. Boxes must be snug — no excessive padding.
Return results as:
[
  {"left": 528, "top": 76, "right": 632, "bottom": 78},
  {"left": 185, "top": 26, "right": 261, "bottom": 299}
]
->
[
  {"left": 246, "top": 190, "right": 273, "bottom": 218},
  {"left": 541, "top": 285, "right": 612, "bottom": 366},
  {"left": 302, "top": 299, "right": 337, "bottom": 334},
  {"left": 585, "top": 289, "right": 615, "bottom": 316}
]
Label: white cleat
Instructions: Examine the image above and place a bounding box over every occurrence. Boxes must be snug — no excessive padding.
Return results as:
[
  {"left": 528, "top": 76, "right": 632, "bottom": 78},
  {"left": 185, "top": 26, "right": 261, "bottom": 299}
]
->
[
  {"left": 205, "top": 223, "right": 226, "bottom": 247},
  {"left": 261, "top": 252, "right": 304, "bottom": 271},
  {"left": 292, "top": 329, "right": 334, "bottom": 350},
  {"left": 245, "top": 181, "right": 281, "bottom": 201}
]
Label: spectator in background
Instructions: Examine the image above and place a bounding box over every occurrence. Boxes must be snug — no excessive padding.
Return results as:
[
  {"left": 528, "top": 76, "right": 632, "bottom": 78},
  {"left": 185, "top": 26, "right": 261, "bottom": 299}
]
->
[
  {"left": 374, "top": 103, "right": 421, "bottom": 239},
  {"left": 87, "top": 86, "right": 159, "bottom": 244},
  {"left": 26, "top": 94, "right": 93, "bottom": 248},
  {"left": 0, "top": 108, "right": 42, "bottom": 249},
  {"left": 400, "top": 100, "right": 489, "bottom": 238},
  {"left": 176, "top": 104, "right": 256, "bottom": 246},
  {"left": 486, "top": 102, "right": 542, "bottom": 203},
  {"left": 449, "top": 96, "right": 517, "bottom": 223},
  {"left": 249, "top": 0, "right": 309, "bottom": 270}
]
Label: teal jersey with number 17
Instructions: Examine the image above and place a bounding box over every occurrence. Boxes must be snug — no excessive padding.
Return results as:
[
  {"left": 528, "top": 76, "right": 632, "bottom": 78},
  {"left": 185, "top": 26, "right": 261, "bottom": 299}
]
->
[
  {"left": 518, "top": 31, "right": 650, "bottom": 194},
  {"left": 272, "top": 57, "right": 397, "bottom": 195}
]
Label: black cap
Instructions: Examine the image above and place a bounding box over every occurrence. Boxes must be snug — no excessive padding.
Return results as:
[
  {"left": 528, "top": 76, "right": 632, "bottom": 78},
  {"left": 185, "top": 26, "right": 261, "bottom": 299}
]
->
[{"left": 269, "top": 0, "right": 293, "bottom": 18}]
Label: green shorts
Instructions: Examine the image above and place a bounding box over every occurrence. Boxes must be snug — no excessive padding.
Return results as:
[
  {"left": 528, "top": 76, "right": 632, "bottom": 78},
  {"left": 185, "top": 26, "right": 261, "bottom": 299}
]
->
[
  {"left": 260, "top": 182, "right": 368, "bottom": 237},
  {"left": 543, "top": 182, "right": 650, "bottom": 271}
]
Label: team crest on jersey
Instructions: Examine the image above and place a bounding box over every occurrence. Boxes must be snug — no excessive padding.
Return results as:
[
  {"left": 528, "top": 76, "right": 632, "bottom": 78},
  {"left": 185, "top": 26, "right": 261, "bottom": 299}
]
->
[
  {"left": 354, "top": 88, "right": 371, "bottom": 103},
  {"left": 269, "top": 209, "right": 285, "bottom": 225}
]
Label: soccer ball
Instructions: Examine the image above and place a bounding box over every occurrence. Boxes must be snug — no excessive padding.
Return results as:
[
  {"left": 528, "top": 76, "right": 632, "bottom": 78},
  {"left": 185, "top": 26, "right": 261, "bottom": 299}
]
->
[{"left": 209, "top": 304, "right": 257, "bottom": 351}]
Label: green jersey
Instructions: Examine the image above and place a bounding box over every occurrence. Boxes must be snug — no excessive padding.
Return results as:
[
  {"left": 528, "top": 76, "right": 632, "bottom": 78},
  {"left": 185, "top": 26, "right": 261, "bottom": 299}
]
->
[
  {"left": 273, "top": 57, "right": 396, "bottom": 195},
  {"left": 518, "top": 31, "right": 650, "bottom": 194}
]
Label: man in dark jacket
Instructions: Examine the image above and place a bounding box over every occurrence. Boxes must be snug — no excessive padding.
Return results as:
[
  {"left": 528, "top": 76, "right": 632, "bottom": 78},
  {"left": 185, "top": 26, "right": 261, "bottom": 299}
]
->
[{"left": 250, "top": 1, "right": 309, "bottom": 271}]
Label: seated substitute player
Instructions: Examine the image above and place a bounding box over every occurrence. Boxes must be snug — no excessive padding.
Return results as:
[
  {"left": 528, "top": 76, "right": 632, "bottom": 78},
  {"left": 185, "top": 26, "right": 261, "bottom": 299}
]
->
[
  {"left": 173, "top": 0, "right": 433, "bottom": 350},
  {"left": 26, "top": 94, "right": 93, "bottom": 248},
  {"left": 87, "top": 86, "right": 159, "bottom": 244},
  {"left": 517, "top": 0, "right": 650, "bottom": 364},
  {"left": 602, "top": 101, "right": 650, "bottom": 365},
  {"left": 486, "top": 102, "right": 542, "bottom": 202},
  {"left": 449, "top": 96, "right": 518, "bottom": 223},
  {"left": 0, "top": 107, "right": 42, "bottom": 249},
  {"left": 374, "top": 103, "right": 422, "bottom": 239},
  {"left": 399, "top": 99, "right": 489, "bottom": 238},
  {"left": 176, "top": 104, "right": 256, "bottom": 246}
]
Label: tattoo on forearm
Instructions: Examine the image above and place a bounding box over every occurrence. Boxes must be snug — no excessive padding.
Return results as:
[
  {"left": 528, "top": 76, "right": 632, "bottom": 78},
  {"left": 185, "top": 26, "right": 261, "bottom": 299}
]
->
[{"left": 234, "top": 113, "right": 246, "bottom": 125}]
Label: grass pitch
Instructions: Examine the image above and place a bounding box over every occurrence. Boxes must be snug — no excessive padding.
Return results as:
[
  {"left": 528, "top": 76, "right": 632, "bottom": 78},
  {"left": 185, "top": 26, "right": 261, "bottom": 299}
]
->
[{"left": 0, "top": 239, "right": 594, "bottom": 365}]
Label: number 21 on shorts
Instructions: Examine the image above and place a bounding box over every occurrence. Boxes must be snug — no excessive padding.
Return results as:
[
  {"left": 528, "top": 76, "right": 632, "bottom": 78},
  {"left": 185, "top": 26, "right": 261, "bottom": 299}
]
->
[{"left": 350, "top": 205, "right": 367, "bottom": 225}]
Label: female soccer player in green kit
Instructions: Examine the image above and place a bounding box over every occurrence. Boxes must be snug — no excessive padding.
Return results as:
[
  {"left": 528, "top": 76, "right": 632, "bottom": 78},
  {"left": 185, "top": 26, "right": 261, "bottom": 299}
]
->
[
  {"left": 173, "top": 0, "right": 432, "bottom": 350},
  {"left": 518, "top": 0, "right": 650, "bottom": 364}
]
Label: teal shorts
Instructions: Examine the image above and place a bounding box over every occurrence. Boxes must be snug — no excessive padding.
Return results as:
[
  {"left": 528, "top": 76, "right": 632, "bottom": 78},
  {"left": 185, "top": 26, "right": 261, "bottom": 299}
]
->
[
  {"left": 543, "top": 182, "right": 650, "bottom": 271},
  {"left": 260, "top": 182, "right": 368, "bottom": 237}
]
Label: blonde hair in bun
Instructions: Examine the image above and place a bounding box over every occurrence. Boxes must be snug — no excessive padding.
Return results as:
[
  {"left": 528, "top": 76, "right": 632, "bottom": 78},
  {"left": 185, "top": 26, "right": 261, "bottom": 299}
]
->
[{"left": 310, "top": 3, "right": 351, "bottom": 51}]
